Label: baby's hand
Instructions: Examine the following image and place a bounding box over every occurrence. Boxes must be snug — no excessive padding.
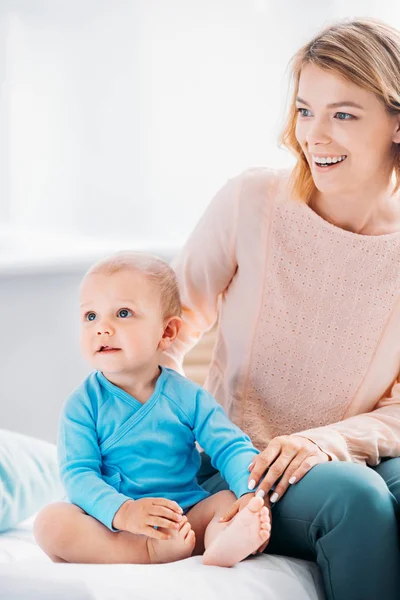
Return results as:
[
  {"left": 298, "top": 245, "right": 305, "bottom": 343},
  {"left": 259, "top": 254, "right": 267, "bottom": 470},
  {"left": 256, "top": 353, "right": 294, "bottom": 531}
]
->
[
  {"left": 218, "top": 492, "right": 256, "bottom": 524},
  {"left": 113, "top": 497, "right": 184, "bottom": 540}
]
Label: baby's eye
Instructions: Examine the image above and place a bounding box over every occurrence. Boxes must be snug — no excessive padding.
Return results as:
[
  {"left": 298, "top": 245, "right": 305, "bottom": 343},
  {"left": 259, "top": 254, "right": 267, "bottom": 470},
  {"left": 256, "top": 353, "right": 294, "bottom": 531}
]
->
[
  {"left": 85, "top": 312, "right": 97, "bottom": 322},
  {"left": 118, "top": 308, "right": 133, "bottom": 319}
]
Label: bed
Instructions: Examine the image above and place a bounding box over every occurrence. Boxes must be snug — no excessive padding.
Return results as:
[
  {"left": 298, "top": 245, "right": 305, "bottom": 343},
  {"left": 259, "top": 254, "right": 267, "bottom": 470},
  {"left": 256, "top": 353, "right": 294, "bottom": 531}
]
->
[
  {"left": 0, "top": 515, "right": 325, "bottom": 600},
  {"left": 0, "top": 331, "right": 325, "bottom": 600}
]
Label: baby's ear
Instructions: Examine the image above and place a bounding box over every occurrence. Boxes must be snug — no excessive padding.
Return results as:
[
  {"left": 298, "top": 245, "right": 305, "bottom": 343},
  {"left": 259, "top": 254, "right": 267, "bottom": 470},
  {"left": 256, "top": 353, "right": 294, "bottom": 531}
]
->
[{"left": 159, "top": 316, "right": 182, "bottom": 350}]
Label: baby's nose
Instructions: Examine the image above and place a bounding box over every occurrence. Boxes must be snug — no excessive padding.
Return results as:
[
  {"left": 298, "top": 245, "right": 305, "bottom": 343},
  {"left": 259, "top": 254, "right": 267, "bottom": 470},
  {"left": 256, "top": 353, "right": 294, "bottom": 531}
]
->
[{"left": 96, "top": 322, "right": 114, "bottom": 335}]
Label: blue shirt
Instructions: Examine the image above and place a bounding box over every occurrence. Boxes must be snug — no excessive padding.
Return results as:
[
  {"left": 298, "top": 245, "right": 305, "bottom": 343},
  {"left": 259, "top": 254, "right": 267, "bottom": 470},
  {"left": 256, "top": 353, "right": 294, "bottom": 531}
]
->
[{"left": 58, "top": 366, "right": 259, "bottom": 530}]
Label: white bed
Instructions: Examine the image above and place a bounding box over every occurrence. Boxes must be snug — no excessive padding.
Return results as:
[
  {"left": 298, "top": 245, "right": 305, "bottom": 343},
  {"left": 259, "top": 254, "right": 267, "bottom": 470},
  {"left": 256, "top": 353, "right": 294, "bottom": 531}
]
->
[{"left": 0, "top": 515, "right": 325, "bottom": 600}]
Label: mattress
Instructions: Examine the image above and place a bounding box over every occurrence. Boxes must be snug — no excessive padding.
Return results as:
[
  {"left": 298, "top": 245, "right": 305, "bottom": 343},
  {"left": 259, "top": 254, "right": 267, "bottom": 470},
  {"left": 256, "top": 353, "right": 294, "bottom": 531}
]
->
[{"left": 0, "top": 515, "right": 325, "bottom": 600}]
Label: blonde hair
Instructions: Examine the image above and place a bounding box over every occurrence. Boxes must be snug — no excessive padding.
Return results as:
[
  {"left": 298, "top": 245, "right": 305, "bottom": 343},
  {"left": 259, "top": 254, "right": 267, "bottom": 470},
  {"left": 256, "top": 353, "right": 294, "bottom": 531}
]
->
[
  {"left": 83, "top": 251, "right": 182, "bottom": 319},
  {"left": 280, "top": 18, "right": 400, "bottom": 203}
]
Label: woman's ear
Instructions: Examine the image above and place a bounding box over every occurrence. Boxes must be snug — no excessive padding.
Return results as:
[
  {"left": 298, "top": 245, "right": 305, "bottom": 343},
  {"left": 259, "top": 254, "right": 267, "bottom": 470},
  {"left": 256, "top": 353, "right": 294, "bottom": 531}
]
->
[
  {"left": 393, "top": 116, "right": 400, "bottom": 144},
  {"left": 158, "top": 316, "right": 182, "bottom": 351}
]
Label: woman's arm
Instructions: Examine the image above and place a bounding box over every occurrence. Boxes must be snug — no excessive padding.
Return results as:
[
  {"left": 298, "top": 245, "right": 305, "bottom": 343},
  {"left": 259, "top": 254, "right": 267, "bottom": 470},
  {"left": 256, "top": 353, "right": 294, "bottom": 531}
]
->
[
  {"left": 294, "top": 376, "right": 400, "bottom": 465},
  {"left": 248, "top": 376, "right": 400, "bottom": 502},
  {"left": 161, "top": 175, "right": 242, "bottom": 374}
]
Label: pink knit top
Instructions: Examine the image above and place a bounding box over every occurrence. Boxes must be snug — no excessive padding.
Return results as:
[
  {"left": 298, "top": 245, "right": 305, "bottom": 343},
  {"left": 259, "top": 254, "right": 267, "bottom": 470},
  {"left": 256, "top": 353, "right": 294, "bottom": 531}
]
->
[{"left": 162, "top": 168, "right": 400, "bottom": 465}]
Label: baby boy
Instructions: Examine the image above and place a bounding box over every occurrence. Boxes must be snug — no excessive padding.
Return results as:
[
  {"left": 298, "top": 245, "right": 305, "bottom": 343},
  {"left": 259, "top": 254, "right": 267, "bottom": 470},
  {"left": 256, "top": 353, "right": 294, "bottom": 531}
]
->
[{"left": 34, "top": 251, "right": 270, "bottom": 566}]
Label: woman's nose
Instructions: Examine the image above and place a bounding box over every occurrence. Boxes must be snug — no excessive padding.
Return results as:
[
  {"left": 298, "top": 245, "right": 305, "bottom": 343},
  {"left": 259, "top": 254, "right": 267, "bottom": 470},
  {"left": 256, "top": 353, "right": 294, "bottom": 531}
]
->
[{"left": 306, "top": 118, "right": 331, "bottom": 146}]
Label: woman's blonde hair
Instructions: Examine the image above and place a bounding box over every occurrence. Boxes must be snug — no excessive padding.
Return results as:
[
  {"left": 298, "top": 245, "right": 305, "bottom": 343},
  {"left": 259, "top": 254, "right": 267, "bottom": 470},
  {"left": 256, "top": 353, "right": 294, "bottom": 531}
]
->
[
  {"left": 280, "top": 18, "right": 400, "bottom": 203},
  {"left": 83, "top": 251, "right": 182, "bottom": 319}
]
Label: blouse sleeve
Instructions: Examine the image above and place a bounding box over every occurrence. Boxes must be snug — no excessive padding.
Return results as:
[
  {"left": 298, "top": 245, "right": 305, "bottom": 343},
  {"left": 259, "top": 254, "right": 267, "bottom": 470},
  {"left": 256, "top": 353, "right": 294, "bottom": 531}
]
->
[
  {"left": 161, "top": 175, "right": 242, "bottom": 374},
  {"left": 293, "top": 376, "right": 400, "bottom": 465}
]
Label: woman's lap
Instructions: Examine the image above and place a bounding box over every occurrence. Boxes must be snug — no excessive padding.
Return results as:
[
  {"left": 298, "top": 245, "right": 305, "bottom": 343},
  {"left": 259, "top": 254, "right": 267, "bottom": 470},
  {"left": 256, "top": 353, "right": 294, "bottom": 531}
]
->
[
  {"left": 371, "top": 456, "right": 400, "bottom": 504},
  {"left": 197, "top": 453, "right": 400, "bottom": 600}
]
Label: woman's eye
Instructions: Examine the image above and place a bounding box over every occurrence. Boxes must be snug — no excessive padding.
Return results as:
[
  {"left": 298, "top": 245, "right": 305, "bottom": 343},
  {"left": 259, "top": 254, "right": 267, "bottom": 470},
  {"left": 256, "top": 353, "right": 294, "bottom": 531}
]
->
[
  {"left": 85, "top": 312, "right": 97, "bottom": 322},
  {"left": 118, "top": 308, "right": 133, "bottom": 319},
  {"left": 335, "top": 112, "right": 354, "bottom": 120},
  {"left": 296, "top": 107, "right": 312, "bottom": 117}
]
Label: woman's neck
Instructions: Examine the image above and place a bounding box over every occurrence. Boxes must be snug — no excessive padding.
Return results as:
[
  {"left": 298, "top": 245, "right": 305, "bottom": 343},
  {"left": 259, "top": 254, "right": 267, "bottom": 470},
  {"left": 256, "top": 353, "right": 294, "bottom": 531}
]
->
[{"left": 310, "top": 180, "right": 400, "bottom": 236}]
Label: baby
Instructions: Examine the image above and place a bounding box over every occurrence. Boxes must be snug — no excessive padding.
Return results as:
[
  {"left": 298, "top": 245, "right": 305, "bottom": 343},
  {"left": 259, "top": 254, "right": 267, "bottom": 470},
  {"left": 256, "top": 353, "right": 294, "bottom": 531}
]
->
[{"left": 34, "top": 251, "right": 270, "bottom": 567}]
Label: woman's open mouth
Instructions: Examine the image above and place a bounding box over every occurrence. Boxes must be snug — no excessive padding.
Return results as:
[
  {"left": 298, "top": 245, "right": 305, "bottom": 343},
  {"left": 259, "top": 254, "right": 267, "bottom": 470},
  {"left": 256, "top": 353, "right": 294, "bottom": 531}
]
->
[{"left": 312, "top": 155, "right": 347, "bottom": 172}]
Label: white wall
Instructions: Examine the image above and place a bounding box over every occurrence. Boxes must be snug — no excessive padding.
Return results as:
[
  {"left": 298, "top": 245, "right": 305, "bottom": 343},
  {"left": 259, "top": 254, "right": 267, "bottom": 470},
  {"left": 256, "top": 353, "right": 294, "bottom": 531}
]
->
[
  {"left": 6, "top": 0, "right": 400, "bottom": 246},
  {"left": 2, "top": 1, "right": 400, "bottom": 441}
]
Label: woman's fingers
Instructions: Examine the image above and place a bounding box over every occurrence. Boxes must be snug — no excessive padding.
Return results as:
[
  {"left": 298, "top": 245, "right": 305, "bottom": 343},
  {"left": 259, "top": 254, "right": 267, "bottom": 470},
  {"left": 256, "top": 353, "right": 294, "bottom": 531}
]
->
[
  {"left": 247, "top": 440, "right": 282, "bottom": 490},
  {"left": 252, "top": 450, "right": 297, "bottom": 496},
  {"left": 270, "top": 453, "right": 328, "bottom": 503},
  {"left": 288, "top": 453, "right": 328, "bottom": 486},
  {"left": 267, "top": 452, "right": 309, "bottom": 502}
]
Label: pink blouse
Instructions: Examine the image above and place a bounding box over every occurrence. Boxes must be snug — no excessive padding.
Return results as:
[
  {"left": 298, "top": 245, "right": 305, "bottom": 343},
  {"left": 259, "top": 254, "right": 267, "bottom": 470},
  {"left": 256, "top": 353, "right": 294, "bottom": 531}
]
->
[{"left": 162, "top": 168, "right": 400, "bottom": 465}]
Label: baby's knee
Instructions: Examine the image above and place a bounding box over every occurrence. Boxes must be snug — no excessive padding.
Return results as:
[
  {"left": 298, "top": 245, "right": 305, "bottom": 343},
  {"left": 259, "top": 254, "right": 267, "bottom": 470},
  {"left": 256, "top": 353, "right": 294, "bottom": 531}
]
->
[
  {"left": 214, "top": 489, "right": 237, "bottom": 507},
  {"left": 33, "top": 502, "right": 81, "bottom": 555}
]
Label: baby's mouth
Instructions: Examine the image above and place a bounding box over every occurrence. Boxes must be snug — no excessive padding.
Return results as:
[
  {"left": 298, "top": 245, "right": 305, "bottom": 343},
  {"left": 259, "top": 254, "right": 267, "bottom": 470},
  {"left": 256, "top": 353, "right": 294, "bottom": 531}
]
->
[{"left": 97, "top": 346, "right": 121, "bottom": 353}]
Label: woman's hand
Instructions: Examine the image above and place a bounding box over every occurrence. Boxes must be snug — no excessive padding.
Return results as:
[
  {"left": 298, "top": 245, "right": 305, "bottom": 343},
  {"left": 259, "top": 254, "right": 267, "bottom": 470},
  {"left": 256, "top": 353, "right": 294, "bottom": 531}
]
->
[
  {"left": 248, "top": 435, "right": 331, "bottom": 503},
  {"left": 218, "top": 492, "right": 272, "bottom": 553}
]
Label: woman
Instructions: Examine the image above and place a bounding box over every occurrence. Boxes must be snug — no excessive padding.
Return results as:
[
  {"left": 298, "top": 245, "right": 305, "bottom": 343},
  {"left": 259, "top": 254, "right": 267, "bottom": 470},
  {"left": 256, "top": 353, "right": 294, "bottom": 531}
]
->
[{"left": 162, "top": 18, "right": 400, "bottom": 600}]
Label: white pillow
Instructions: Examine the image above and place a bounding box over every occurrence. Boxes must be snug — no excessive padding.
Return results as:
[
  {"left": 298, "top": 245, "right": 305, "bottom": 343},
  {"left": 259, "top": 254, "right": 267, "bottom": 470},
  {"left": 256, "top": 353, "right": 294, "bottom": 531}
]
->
[{"left": 0, "top": 429, "right": 64, "bottom": 532}]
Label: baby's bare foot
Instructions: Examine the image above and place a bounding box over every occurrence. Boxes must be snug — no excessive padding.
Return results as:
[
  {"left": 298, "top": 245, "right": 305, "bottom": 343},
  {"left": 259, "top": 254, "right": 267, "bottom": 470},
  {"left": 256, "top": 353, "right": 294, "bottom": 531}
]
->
[
  {"left": 203, "top": 496, "right": 270, "bottom": 567},
  {"left": 147, "top": 516, "right": 196, "bottom": 564}
]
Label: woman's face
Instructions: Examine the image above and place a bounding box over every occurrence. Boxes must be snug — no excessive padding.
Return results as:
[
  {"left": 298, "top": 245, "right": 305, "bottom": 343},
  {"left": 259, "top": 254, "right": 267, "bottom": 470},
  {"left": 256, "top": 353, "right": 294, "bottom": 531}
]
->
[{"left": 295, "top": 63, "right": 400, "bottom": 198}]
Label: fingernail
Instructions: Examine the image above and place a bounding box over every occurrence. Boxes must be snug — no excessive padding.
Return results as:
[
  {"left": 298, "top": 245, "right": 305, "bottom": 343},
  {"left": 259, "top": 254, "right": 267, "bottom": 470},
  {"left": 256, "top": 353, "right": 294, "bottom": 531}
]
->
[
  {"left": 256, "top": 490, "right": 265, "bottom": 498},
  {"left": 289, "top": 476, "right": 296, "bottom": 484},
  {"left": 270, "top": 492, "right": 279, "bottom": 503},
  {"left": 248, "top": 479, "right": 256, "bottom": 490},
  {"left": 248, "top": 462, "right": 254, "bottom": 471}
]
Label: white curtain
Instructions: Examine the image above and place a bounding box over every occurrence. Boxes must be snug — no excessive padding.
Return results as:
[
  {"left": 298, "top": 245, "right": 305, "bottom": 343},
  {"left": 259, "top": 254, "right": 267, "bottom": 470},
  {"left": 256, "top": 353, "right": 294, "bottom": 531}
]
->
[{"left": 1, "top": 0, "right": 400, "bottom": 248}]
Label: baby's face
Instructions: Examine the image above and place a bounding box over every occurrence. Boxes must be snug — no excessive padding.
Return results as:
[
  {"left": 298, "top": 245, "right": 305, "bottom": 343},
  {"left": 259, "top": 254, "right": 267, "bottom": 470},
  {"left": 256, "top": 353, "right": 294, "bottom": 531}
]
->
[{"left": 79, "top": 269, "right": 165, "bottom": 376}]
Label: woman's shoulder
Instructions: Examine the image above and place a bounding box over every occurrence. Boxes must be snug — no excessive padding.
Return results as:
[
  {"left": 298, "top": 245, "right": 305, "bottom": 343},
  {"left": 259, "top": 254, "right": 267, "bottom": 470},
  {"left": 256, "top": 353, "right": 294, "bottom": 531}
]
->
[{"left": 232, "top": 166, "right": 291, "bottom": 205}]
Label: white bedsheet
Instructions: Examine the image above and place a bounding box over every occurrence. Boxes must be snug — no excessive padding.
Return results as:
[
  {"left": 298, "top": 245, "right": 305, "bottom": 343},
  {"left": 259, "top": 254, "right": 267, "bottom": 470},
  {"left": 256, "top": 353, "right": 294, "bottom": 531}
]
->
[{"left": 0, "top": 516, "right": 325, "bottom": 600}]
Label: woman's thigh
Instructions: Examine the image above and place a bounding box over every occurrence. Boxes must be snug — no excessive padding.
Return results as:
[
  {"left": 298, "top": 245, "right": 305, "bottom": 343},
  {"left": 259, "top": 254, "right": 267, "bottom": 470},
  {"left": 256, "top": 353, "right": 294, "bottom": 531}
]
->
[
  {"left": 370, "top": 457, "right": 400, "bottom": 506},
  {"left": 197, "top": 453, "right": 400, "bottom": 599},
  {"left": 267, "top": 461, "right": 397, "bottom": 556}
]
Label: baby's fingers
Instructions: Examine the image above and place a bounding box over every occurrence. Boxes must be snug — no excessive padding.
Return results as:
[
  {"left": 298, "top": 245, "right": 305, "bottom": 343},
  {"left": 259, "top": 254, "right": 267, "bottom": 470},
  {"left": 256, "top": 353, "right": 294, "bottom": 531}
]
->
[
  {"left": 150, "top": 505, "right": 183, "bottom": 523},
  {"left": 219, "top": 500, "right": 239, "bottom": 523},
  {"left": 148, "top": 516, "right": 181, "bottom": 530},
  {"left": 152, "top": 498, "right": 183, "bottom": 514}
]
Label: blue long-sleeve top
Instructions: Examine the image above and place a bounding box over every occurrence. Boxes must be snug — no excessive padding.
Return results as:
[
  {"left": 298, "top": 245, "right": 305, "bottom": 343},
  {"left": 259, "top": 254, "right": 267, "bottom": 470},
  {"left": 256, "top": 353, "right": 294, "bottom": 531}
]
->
[{"left": 58, "top": 366, "right": 260, "bottom": 530}]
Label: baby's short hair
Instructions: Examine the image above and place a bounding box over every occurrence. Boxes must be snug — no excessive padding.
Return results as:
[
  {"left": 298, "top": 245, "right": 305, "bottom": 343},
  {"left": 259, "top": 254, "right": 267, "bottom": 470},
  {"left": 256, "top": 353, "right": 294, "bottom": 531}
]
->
[{"left": 83, "top": 251, "right": 182, "bottom": 318}]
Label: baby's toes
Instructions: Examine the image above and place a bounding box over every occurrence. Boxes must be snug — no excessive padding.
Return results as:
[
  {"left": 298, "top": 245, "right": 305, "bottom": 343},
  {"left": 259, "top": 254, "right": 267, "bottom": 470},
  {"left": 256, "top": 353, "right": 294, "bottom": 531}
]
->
[
  {"left": 185, "top": 528, "right": 196, "bottom": 545},
  {"left": 179, "top": 522, "right": 192, "bottom": 539}
]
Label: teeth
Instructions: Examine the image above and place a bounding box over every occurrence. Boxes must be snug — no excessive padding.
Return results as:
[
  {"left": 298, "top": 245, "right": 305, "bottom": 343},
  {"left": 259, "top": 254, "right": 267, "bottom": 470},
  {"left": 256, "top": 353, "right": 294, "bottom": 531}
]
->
[{"left": 313, "top": 155, "right": 347, "bottom": 165}]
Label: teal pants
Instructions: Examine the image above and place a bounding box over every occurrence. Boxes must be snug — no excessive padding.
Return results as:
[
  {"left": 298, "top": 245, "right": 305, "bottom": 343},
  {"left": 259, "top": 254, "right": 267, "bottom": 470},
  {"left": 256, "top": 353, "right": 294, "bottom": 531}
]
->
[{"left": 197, "top": 453, "right": 400, "bottom": 600}]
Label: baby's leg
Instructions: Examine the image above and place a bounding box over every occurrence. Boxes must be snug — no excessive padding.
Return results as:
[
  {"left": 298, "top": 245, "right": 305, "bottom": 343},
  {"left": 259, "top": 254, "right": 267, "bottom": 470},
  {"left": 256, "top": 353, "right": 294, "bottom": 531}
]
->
[
  {"left": 34, "top": 502, "right": 193, "bottom": 564},
  {"left": 184, "top": 490, "right": 239, "bottom": 554},
  {"left": 185, "top": 491, "right": 270, "bottom": 566},
  {"left": 203, "top": 496, "right": 271, "bottom": 567}
]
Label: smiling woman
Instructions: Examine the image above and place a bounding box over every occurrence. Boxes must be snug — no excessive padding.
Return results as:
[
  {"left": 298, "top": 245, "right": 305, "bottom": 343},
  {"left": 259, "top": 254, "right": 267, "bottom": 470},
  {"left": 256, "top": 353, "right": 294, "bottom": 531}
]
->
[
  {"left": 281, "top": 20, "right": 400, "bottom": 235},
  {"left": 161, "top": 17, "right": 400, "bottom": 600}
]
